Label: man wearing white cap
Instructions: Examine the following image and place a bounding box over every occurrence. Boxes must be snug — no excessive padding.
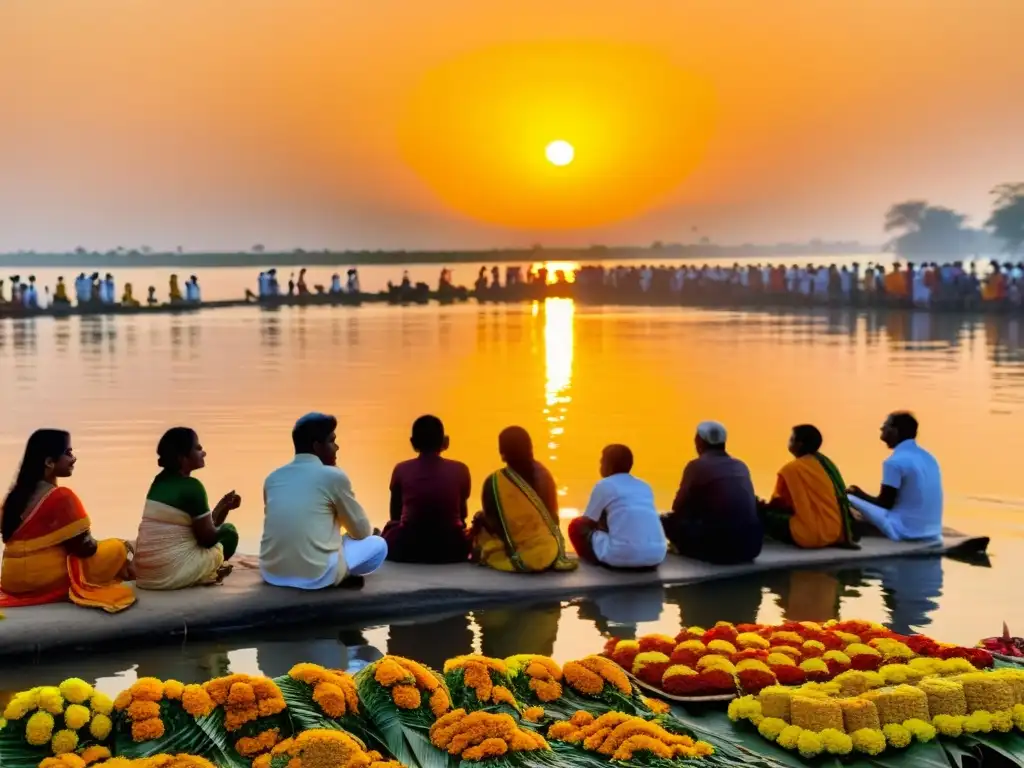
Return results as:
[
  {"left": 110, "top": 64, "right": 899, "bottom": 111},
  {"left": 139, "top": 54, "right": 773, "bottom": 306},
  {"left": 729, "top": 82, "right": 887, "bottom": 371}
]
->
[
  {"left": 661, "top": 421, "right": 763, "bottom": 564},
  {"left": 260, "top": 413, "right": 388, "bottom": 589}
]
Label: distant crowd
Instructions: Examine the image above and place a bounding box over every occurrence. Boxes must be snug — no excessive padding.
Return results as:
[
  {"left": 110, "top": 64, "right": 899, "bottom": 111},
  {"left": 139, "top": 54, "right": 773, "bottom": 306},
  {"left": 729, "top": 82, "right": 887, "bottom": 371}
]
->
[
  {"left": 7, "top": 259, "right": 1024, "bottom": 313},
  {"left": 575, "top": 260, "right": 1024, "bottom": 309},
  {"left": 0, "top": 410, "right": 942, "bottom": 615},
  {"left": 0, "top": 272, "right": 201, "bottom": 309}
]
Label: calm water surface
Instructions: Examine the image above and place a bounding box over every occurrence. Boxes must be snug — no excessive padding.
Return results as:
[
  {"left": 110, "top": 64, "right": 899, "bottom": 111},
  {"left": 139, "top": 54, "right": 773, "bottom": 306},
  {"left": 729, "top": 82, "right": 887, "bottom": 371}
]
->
[{"left": 2, "top": 274, "right": 1023, "bottom": 692}]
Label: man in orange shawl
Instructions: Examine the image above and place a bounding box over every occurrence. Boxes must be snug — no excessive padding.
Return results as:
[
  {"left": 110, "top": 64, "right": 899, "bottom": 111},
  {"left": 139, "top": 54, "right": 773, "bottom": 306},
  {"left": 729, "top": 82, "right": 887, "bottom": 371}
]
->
[
  {"left": 0, "top": 429, "right": 135, "bottom": 613},
  {"left": 758, "top": 425, "right": 857, "bottom": 549}
]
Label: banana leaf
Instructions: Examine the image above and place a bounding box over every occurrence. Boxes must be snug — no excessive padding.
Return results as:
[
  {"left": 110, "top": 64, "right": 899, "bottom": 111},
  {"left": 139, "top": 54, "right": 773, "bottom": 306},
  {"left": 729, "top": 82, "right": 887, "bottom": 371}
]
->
[
  {"left": 355, "top": 665, "right": 456, "bottom": 768},
  {"left": 0, "top": 719, "right": 50, "bottom": 768},
  {"left": 274, "top": 674, "right": 386, "bottom": 754},
  {"left": 113, "top": 700, "right": 248, "bottom": 768}
]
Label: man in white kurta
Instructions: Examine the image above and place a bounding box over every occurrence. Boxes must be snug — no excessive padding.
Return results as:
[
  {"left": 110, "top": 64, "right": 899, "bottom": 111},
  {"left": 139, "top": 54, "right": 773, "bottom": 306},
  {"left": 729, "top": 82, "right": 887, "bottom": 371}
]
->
[{"left": 261, "top": 413, "right": 387, "bottom": 589}]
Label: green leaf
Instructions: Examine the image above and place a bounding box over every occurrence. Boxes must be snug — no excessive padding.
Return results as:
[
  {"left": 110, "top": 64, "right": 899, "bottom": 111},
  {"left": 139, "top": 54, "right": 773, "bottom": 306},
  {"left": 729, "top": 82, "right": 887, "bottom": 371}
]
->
[
  {"left": 668, "top": 704, "right": 804, "bottom": 768},
  {"left": 865, "top": 739, "right": 956, "bottom": 768},
  {"left": 0, "top": 720, "right": 50, "bottom": 768},
  {"left": 965, "top": 731, "right": 1024, "bottom": 766},
  {"left": 112, "top": 700, "right": 247, "bottom": 768},
  {"left": 274, "top": 675, "right": 385, "bottom": 755}
]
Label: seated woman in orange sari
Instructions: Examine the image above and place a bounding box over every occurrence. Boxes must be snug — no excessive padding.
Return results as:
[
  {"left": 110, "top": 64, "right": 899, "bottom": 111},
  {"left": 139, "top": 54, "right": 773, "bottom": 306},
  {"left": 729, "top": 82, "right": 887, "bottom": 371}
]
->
[
  {"left": 757, "top": 424, "right": 857, "bottom": 550},
  {"left": 470, "top": 426, "right": 577, "bottom": 573},
  {"left": 0, "top": 430, "right": 135, "bottom": 613}
]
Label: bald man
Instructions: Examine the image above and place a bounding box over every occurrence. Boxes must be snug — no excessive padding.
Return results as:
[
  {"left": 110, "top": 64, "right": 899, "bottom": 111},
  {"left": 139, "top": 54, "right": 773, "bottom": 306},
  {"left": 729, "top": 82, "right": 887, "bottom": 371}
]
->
[
  {"left": 568, "top": 445, "right": 667, "bottom": 570},
  {"left": 661, "top": 421, "right": 763, "bottom": 565}
]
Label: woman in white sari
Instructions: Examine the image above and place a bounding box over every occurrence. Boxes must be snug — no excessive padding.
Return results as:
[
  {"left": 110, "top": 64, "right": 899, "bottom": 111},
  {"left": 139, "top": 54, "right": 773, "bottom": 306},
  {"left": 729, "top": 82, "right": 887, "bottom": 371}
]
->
[{"left": 134, "top": 428, "right": 241, "bottom": 590}]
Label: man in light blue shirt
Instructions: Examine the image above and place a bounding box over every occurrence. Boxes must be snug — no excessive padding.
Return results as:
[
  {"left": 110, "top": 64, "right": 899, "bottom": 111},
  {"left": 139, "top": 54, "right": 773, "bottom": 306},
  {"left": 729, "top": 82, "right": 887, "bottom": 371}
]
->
[{"left": 847, "top": 412, "right": 943, "bottom": 542}]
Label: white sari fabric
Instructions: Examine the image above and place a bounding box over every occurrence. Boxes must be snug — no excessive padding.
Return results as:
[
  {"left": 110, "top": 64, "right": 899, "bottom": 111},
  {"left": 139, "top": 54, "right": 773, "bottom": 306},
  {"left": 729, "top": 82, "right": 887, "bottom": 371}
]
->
[{"left": 133, "top": 500, "right": 224, "bottom": 590}]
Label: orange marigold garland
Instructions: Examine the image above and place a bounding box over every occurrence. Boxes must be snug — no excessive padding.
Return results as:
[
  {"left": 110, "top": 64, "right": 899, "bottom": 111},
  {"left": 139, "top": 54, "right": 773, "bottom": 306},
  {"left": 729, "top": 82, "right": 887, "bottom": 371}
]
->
[
  {"left": 506, "top": 655, "right": 565, "bottom": 709},
  {"left": 429, "top": 709, "right": 549, "bottom": 761},
  {"left": 546, "top": 710, "right": 714, "bottom": 761}
]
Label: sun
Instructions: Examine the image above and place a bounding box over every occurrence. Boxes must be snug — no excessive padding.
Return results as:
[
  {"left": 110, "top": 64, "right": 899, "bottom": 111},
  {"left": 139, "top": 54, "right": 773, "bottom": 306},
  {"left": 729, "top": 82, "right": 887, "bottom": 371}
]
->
[{"left": 545, "top": 140, "right": 574, "bottom": 166}]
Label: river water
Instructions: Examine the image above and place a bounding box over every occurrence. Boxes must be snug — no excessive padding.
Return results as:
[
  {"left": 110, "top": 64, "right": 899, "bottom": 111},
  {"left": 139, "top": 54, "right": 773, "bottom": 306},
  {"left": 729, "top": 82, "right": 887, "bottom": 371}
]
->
[{"left": 1, "top": 263, "right": 1022, "bottom": 693}]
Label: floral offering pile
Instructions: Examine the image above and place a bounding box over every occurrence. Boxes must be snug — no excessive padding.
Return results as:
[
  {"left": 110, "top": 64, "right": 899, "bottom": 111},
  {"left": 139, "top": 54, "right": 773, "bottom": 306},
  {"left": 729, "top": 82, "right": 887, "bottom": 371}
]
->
[
  {"left": 0, "top": 678, "right": 115, "bottom": 768},
  {"left": 252, "top": 729, "right": 400, "bottom": 768},
  {"left": 547, "top": 711, "right": 714, "bottom": 763},
  {"left": 605, "top": 620, "right": 995, "bottom": 699},
  {"left": 429, "top": 709, "right": 550, "bottom": 762},
  {"left": 727, "top": 666, "right": 1024, "bottom": 758},
  {"left": 442, "top": 656, "right": 520, "bottom": 714}
]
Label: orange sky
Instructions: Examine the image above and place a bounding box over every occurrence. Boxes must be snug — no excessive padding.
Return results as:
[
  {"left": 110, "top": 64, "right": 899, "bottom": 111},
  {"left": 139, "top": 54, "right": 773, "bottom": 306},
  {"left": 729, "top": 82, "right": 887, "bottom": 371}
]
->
[{"left": 1, "top": 0, "right": 1023, "bottom": 251}]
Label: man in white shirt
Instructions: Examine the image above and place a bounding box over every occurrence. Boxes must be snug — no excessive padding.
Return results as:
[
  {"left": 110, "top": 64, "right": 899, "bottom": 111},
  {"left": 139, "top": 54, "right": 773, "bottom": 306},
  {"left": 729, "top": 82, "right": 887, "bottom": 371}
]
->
[
  {"left": 260, "top": 413, "right": 388, "bottom": 589},
  {"left": 846, "top": 412, "right": 943, "bottom": 542},
  {"left": 567, "top": 445, "right": 667, "bottom": 570}
]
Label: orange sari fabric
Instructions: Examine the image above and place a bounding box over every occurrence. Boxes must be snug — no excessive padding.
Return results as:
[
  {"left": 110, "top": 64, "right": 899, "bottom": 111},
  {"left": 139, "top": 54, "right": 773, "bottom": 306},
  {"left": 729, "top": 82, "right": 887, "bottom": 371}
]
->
[
  {"left": 773, "top": 456, "right": 845, "bottom": 549},
  {"left": 0, "top": 487, "right": 135, "bottom": 613}
]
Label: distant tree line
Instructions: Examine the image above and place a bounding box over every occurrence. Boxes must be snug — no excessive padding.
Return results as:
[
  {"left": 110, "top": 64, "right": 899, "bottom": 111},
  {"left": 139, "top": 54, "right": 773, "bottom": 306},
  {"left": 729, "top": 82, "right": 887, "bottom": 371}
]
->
[{"left": 886, "top": 183, "right": 1024, "bottom": 259}]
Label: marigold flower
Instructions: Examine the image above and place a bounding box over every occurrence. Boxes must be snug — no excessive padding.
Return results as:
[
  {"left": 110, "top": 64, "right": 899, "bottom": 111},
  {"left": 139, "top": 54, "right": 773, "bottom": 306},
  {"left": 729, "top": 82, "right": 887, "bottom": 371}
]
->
[
  {"left": 79, "top": 745, "right": 111, "bottom": 765},
  {"left": 374, "top": 659, "right": 413, "bottom": 688},
  {"left": 490, "top": 686, "right": 517, "bottom": 707},
  {"left": 224, "top": 705, "right": 259, "bottom": 732},
  {"left": 529, "top": 679, "right": 562, "bottom": 702},
  {"left": 818, "top": 728, "right": 852, "bottom": 755},
  {"left": 463, "top": 737, "right": 509, "bottom": 761},
  {"left": 89, "top": 713, "right": 113, "bottom": 741},
  {"left": 162, "top": 680, "right": 185, "bottom": 701},
  {"left": 131, "top": 678, "right": 165, "bottom": 703},
  {"left": 392, "top": 685, "right": 422, "bottom": 710},
  {"left": 798, "top": 658, "right": 830, "bottom": 682},
  {"left": 3, "top": 692, "right": 35, "bottom": 721},
  {"left": 757, "top": 686, "right": 794, "bottom": 721},
  {"left": 523, "top": 706, "right": 545, "bottom": 723},
  {"left": 706, "top": 639, "right": 737, "bottom": 657},
  {"left": 794, "top": 729, "right": 822, "bottom": 758},
  {"left": 61, "top": 703, "right": 90, "bottom": 731},
  {"left": 127, "top": 700, "right": 161, "bottom": 722},
  {"left": 1013, "top": 704, "right": 1024, "bottom": 731},
  {"left": 564, "top": 661, "right": 605, "bottom": 695},
  {"left": 964, "top": 711, "right": 994, "bottom": 734},
  {"left": 757, "top": 717, "right": 788, "bottom": 741},
  {"left": 39, "top": 757, "right": 86, "bottom": 768},
  {"left": 611, "top": 734, "right": 674, "bottom": 761},
  {"left": 727, "top": 696, "right": 763, "bottom": 723},
  {"left": 26, "top": 711, "right": 55, "bottom": 745},
  {"left": 57, "top": 679, "right": 93, "bottom": 706},
  {"left": 50, "top": 729, "right": 79, "bottom": 754},
  {"left": 776, "top": 725, "right": 802, "bottom": 750},
  {"left": 800, "top": 640, "right": 826, "bottom": 658},
  {"left": 113, "top": 690, "right": 132, "bottom": 712},
  {"left": 882, "top": 723, "right": 911, "bottom": 749},
  {"left": 88, "top": 692, "right": 113, "bottom": 717},
  {"left": 765, "top": 652, "right": 796, "bottom": 667},
  {"left": 547, "top": 721, "right": 579, "bottom": 741},
  {"left": 991, "top": 710, "right": 1013, "bottom": 733},
  {"left": 638, "top": 634, "right": 677, "bottom": 655},
  {"left": 258, "top": 696, "right": 287, "bottom": 718},
  {"left": 227, "top": 682, "right": 256, "bottom": 709},
  {"left": 131, "top": 717, "right": 165, "bottom": 742},
  {"left": 429, "top": 688, "right": 451, "bottom": 718},
  {"left": 641, "top": 696, "right": 669, "bottom": 715},
  {"left": 181, "top": 685, "right": 216, "bottom": 718},
  {"left": 932, "top": 714, "right": 966, "bottom": 737},
  {"left": 38, "top": 687, "right": 64, "bottom": 715},
  {"left": 850, "top": 727, "right": 886, "bottom": 755},
  {"left": 578, "top": 656, "right": 631, "bottom": 694},
  {"left": 736, "top": 633, "right": 770, "bottom": 650},
  {"left": 312, "top": 682, "right": 348, "bottom": 718},
  {"left": 833, "top": 670, "right": 881, "bottom": 697},
  {"left": 879, "top": 664, "right": 924, "bottom": 686},
  {"left": 570, "top": 711, "right": 595, "bottom": 727},
  {"left": 918, "top": 677, "right": 967, "bottom": 717},
  {"left": 696, "top": 655, "right": 735, "bottom": 673}
]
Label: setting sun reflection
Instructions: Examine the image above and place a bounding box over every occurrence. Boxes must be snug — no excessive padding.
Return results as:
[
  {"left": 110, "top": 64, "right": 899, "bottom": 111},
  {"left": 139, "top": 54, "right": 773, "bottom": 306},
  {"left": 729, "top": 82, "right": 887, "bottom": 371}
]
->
[
  {"left": 542, "top": 298, "right": 575, "bottom": 502},
  {"left": 532, "top": 261, "right": 578, "bottom": 283}
]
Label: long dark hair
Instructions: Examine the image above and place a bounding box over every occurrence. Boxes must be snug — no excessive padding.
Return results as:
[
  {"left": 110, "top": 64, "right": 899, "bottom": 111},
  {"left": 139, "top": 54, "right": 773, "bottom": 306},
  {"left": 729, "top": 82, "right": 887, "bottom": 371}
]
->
[
  {"left": 498, "top": 426, "right": 536, "bottom": 482},
  {"left": 2, "top": 429, "right": 70, "bottom": 543},
  {"left": 157, "top": 427, "right": 197, "bottom": 471}
]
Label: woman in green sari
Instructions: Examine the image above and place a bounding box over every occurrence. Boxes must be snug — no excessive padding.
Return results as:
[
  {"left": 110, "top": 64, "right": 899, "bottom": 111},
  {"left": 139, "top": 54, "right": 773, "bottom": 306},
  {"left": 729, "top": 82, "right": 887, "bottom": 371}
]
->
[{"left": 133, "top": 428, "right": 241, "bottom": 590}]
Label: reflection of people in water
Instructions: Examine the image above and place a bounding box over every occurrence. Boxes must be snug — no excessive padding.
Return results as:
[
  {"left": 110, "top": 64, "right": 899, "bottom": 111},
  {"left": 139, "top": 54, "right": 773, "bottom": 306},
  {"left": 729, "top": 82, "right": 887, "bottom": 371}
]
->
[
  {"left": 388, "top": 614, "right": 474, "bottom": 670},
  {"left": 476, "top": 602, "right": 561, "bottom": 659},
  {"left": 767, "top": 570, "right": 842, "bottom": 623},
  {"left": 577, "top": 585, "right": 665, "bottom": 640},
  {"left": 871, "top": 556, "right": 944, "bottom": 635},
  {"left": 256, "top": 628, "right": 377, "bottom": 679},
  {"left": 664, "top": 574, "right": 765, "bottom": 629}
]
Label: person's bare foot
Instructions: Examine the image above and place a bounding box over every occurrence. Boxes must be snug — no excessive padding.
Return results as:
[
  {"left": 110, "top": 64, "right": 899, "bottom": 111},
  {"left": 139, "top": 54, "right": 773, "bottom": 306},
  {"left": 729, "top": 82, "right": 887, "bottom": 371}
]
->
[{"left": 339, "top": 575, "right": 365, "bottom": 590}]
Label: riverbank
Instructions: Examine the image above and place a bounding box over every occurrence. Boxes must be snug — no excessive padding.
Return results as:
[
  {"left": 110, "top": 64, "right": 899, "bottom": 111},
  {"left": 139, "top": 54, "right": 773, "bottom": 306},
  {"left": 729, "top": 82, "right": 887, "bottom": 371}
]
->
[{"left": 0, "top": 531, "right": 987, "bottom": 661}]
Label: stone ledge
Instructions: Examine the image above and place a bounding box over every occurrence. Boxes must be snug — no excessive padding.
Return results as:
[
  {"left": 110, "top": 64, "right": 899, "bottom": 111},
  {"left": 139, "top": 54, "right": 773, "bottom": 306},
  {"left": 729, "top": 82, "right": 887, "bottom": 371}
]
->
[{"left": 0, "top": 531, "right": 987, "bottom": 659}]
